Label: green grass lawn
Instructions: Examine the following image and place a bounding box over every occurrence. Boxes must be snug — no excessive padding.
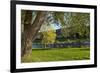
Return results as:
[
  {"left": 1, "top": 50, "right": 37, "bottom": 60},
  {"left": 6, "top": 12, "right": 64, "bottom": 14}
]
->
[{"left": 22, "top": 47, "right": 90, "bottom": 63}]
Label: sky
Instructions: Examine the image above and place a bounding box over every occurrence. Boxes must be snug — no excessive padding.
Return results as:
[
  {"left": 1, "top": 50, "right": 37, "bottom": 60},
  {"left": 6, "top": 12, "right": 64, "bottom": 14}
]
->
[
  {"left": 39, "top": 22, "right": 62, "bottom": 32},
  {"left": 51, "top": 22, "right": 62, "bottom": 30}
]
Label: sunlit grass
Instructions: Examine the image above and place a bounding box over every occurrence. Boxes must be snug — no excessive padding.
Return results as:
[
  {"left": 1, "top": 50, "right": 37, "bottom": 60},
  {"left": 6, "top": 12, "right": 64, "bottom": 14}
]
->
[{"left": 22, "top": 47, "right": 90, "bottom": 63}]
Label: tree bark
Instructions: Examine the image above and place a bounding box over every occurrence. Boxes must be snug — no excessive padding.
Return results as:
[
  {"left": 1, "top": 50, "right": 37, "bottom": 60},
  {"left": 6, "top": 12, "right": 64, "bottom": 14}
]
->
[{"left": 21, "top": 11, "right": 47, "bottom": 58}]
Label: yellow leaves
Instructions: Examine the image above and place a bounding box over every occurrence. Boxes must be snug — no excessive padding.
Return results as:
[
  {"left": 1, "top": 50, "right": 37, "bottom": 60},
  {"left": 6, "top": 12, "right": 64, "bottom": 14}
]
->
[{"left": 42, "top": 30, "right": 56, "bottom": 44}]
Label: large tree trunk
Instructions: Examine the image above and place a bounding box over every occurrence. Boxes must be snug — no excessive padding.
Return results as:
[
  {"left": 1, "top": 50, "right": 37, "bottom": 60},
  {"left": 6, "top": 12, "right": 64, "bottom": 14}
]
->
[{"left": 21, "top": 10, "right": 47, "bottom": 59}]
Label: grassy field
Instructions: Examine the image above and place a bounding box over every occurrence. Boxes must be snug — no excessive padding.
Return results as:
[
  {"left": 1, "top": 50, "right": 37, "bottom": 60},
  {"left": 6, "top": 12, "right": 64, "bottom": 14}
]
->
[{"left": 22, "top": 47, "right": 90, "bottom": 63}]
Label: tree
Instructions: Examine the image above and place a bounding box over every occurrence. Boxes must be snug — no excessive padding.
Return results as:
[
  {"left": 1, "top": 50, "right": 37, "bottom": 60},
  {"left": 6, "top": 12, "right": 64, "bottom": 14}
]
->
[
  {"left": 21, "top": 10, "right": 47, "bottom": 58},
  {"left": 41, "top": 30, "right": 56, "bottom": 48},
  {"left": 61, "top": 12, "right": 90, "bottom": 39}
]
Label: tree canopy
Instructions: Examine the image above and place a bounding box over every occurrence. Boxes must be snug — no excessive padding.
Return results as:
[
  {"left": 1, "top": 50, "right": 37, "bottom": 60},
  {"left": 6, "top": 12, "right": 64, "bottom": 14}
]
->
[{"left": 21, "top": 10, "right": 90, "bottom": 42}]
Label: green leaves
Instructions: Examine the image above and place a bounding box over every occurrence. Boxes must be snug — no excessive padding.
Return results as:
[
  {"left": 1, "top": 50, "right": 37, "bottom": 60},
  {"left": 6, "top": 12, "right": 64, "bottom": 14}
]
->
[
  {"left": 22, "top": 10, "right": 90, "bottom": 42},
  {"left": 61, "top": 12, "right": 90, "bottom": 38},
  {"left": 53, "top": 12, "right": 65, "bottom": 26}
]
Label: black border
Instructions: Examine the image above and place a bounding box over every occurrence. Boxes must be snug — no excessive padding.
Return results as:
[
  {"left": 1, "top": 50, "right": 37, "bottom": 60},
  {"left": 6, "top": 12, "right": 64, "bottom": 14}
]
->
[{"left": 10, "top": 1, "right": 97, "bottom": 73}]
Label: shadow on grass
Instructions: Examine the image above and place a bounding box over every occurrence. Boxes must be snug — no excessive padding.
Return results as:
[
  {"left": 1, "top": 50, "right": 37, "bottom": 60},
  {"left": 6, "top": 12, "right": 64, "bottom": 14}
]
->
[
  {"left": 32, "top": 47, "right": 90, "bottom": 51},
  {"left": 79, "top": 48, "right": 90, "bottom": 51},
  {"left": 32, "top": 48, "right": 52, "bottom": 51}
]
